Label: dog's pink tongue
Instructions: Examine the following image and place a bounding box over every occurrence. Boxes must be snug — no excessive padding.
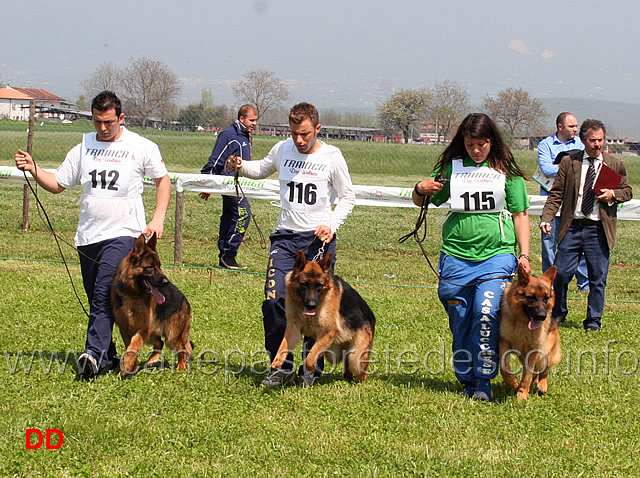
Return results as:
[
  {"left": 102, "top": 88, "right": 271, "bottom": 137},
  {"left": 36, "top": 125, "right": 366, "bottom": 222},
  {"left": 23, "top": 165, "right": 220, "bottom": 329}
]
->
[
  {"left": 528, "top": 319, "right": 543, "bottom": 331},
  {"left": 304, "top": 307, "right": 316, "bottom": 316},
  {"left": 151, "top": 286, "right": 166, "bottom": 305}
]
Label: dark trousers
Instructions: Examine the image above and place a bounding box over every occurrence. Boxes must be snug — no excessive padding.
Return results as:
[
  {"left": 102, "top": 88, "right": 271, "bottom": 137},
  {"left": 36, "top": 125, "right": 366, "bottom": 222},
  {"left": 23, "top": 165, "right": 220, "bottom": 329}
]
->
[
  {"left": 218, "top": 195, "right": 251, "bottom": 259},
  {"left": 262, "top": 230, "right": 336, "bottom": 371},
  {"left": 553, "top": 221, "right": 610, "bottom": 330},
  {"left": 78, "top": 236, "right": 136, "bottom": 370}
]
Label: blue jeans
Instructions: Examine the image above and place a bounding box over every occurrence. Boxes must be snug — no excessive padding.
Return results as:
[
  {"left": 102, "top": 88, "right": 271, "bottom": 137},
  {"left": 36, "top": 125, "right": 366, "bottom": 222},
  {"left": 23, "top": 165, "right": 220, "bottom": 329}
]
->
[
  {"left": 437, "top": 253, "right": 517, "bottom": 385},
  {"left": 542, "top": 217, "right": 589, "bottom": 289},
  {"left": 553, "top": 222, "right": 609, "bottom": 330}
]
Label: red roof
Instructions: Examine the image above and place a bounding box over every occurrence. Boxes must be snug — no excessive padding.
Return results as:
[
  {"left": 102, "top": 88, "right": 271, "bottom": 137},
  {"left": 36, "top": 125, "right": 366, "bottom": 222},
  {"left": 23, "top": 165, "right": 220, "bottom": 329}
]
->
[
  {"left": 10, "top": 87, "right": 66, "bottom": 102},
  {"left": 0, "top": 87, "right": 32, "bottom": 100}
]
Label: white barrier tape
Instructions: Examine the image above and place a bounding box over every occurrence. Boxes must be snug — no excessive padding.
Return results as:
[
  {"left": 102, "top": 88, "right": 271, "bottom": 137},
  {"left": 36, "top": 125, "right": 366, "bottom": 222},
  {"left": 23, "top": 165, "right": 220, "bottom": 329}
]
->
[{"left": 3, "top": 166, "right": 640, "bottom": 219}]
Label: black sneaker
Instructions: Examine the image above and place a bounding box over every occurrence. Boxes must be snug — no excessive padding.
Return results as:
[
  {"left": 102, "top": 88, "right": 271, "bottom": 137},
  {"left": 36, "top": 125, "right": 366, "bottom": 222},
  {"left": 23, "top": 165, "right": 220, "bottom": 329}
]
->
[
  {"left": 261, "top": 368, "right": 295, "bottom": 387},
  {"left": 77, "top": 353, "right": 98, "bottom": 380},
  {"left": 219, "top": 256, "right": 248, "bottom": 270}
]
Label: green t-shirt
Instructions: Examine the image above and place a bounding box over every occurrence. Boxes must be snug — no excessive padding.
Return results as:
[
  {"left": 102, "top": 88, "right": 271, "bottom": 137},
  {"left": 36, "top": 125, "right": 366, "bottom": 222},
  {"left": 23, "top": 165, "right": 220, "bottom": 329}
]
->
[{"left": 430, "top": 157, "right": 529, "bottom": 262}]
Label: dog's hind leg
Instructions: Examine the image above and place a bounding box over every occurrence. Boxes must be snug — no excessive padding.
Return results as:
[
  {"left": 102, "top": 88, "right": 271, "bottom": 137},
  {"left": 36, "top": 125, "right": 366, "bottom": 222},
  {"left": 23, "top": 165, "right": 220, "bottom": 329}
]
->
[
  {"left": 499, "top": 338, "right": 520, "bottom": 390},
  {"left": 346, "top": 327, "right": 374, "bottom": 382}
]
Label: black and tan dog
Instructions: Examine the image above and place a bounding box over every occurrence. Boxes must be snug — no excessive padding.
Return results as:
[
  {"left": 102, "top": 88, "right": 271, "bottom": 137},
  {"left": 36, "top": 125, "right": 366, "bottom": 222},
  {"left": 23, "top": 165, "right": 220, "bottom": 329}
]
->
[
  {"left": 499, "top": 264, "right": 561, "bottom": 401},
  {"left": 111, "top": 233, "right": 193, "bottom": 375},
  {"left": 270, "top": 250, "right": 376, "bottom": 384}
]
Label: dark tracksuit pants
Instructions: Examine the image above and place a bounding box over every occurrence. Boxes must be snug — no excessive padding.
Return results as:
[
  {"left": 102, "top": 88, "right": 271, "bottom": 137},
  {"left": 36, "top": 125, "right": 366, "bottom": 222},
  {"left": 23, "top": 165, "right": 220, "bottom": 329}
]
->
[
  {"left": 218, "top": 195, "right": 251, "bottom": 260},
  {"left": 78, "top": 236, "right": 136, "bottom": 371}
]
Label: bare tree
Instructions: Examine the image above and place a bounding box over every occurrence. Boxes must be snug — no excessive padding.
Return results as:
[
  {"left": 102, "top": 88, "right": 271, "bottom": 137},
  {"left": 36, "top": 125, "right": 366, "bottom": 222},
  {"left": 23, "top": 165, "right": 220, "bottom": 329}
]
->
[
  {"left": 120, "top": 56, "right": 181, "bottom": 129},
  {"left": 232, "top": 69, "right": 291, "bottom": 120},
  {"left": 481, "top": 87, "right": 546, "bottom": 143},
  {"left": 80, "top": 62, "right": 122, "bottom": 100},
  {"left": 377, "top": 88, "right": 431, "bottom": 143},
  {"left": 429, "top": 80, "right": 471, "bottom": 142}
]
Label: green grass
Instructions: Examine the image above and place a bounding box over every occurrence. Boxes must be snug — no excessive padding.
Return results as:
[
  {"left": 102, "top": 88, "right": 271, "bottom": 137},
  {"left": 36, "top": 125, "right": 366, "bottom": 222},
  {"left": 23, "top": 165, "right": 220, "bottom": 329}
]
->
[{"left": 1, "top": 126, "right": 640, "bottom": 476}]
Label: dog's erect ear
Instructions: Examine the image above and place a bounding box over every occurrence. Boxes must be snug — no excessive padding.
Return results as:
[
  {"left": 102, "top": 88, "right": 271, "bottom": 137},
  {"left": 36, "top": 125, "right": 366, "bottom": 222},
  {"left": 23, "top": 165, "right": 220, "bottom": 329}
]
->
[
  {"left": 319, "top": 251, "right": 333, "bottom": 273},
  {"left": 146, "top": 232, "right": 157, "bottom": 251},
  {"left": 517, "top": 262, "right": 530, "bottom": 283},
  {"left": 541, "top": 265, "right": 557, "bottom": 282},
  {"left": 293, "top": 250, "right": 306, "bottom": 274},
  {"left": 132, "top": 234, "right": 146, "bottom": 257}
]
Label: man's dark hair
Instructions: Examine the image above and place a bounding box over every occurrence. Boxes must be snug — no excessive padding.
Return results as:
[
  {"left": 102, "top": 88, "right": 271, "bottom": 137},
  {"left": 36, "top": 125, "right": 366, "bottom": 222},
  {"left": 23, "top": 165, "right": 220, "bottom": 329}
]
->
[
  {"left": 579, "top": 119, "right": 606, "bottom": 140},
  {"left": 289, "top": 102, "right": 319, "bottom": 127},
  {"left": 91, "top": 91, "right": 122, "bottom": 117}
]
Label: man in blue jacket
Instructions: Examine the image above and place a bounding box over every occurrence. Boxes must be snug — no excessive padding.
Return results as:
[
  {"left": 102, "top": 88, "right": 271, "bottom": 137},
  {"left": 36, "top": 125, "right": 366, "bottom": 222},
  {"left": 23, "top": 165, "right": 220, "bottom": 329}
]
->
[{"left": 201, "top": 104, "right": 258, "bottom": 270}]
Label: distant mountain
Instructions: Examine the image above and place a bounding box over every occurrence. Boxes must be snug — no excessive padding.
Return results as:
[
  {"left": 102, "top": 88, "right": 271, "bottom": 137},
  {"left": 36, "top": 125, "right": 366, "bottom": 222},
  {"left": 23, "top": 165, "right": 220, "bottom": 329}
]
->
[{"left": 538, "top": 98, "right": 640, "bottom": 140}]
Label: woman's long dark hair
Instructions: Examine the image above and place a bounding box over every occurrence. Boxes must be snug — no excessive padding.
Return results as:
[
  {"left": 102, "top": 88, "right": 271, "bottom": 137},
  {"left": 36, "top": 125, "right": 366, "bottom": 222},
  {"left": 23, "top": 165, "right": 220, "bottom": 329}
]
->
[{"left": 433, "top": 113, "right": 526, "bottom": 179}]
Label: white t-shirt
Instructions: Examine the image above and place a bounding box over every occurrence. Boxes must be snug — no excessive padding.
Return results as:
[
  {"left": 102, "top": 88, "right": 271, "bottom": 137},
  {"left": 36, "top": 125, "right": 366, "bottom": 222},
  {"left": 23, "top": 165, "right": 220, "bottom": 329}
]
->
[
  {"left": 55, "top": 127, "right": 168, "bottom": 246},
  {"left": 240, "top": 138, "right": 355, "bottom": 233}
]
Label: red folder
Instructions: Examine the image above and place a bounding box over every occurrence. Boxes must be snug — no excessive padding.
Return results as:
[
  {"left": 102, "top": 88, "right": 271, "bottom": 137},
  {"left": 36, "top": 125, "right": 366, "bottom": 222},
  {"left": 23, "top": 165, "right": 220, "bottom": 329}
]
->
[{"left": 592, "top": 162, "right": 622, "bottom": 193}]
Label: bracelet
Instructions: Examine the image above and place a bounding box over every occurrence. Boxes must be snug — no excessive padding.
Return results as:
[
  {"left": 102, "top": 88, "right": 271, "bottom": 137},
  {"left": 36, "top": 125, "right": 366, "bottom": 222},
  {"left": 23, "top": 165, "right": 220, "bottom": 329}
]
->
[
  {"left": 414, "top": 183, "right": 425, "bottom": 197},
  {"left": 519, "top": 254, "right": 530, "bottom": 261}
]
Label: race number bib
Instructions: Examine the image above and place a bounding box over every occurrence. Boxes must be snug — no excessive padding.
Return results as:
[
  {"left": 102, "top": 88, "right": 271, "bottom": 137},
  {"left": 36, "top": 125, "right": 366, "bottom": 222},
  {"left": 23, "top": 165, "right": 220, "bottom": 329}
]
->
[
  {"left": 449, "top": 159, "right": 505, "bottom": 213},
  {"left": 279, "top": 156, "right": 329, "bottom": 212},
  {"left": 80, "top": 134, "right": 133, "bottom": 198}
]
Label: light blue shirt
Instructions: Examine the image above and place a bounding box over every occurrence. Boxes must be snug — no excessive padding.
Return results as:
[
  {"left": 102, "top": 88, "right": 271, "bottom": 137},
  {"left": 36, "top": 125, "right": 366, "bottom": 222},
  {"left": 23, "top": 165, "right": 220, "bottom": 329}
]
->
[{"left": 537, "top": 134, "right": 584, "bottom": 195}]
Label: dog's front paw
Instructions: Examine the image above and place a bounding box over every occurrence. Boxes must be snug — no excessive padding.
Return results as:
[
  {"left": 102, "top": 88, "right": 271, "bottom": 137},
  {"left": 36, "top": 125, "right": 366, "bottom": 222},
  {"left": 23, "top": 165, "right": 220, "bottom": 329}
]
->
[{"left": 298, "top": 371, "right": 319, "bottom": 387}]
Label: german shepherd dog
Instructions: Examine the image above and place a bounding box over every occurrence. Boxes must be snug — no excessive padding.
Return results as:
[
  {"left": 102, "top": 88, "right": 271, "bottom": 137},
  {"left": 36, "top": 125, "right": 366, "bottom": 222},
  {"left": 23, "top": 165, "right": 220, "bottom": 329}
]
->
[
  {"left": 111, "top": 233, "right": 193, "bottom": 375},
  {"left": 499, "top": 265, "right": 561, "bottom": 401},
  {"left": 270, "top": 250, "right": 376, "bottom": 384}
]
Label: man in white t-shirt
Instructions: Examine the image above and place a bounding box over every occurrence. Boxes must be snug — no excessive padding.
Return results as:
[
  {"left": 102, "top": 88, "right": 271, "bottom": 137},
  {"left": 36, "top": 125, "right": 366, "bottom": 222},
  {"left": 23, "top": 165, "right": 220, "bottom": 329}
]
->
[
  {"left": 15, "top": 91, "right": 171, "bottom": 379},
  {"left": 227, "top": 102, "right": 356, "bottom": 386}
]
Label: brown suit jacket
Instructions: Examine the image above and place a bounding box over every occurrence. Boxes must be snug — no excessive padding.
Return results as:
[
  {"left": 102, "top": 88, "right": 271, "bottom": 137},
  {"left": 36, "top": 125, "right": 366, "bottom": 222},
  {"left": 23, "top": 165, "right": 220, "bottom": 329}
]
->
[{"left": 541, "top": 150, "right": 633, "bottom": 250}]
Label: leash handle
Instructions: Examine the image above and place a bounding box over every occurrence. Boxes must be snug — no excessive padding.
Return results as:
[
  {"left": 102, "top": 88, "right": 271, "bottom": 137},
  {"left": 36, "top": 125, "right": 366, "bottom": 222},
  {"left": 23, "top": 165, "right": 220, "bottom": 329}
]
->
[{"left": 312, "top": 243, "right": 326, "bottom": 261}]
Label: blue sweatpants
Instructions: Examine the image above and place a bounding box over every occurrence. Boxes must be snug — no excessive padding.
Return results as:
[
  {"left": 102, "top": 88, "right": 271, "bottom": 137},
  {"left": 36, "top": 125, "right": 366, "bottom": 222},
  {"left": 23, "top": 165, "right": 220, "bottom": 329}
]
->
[
  {"left": 218, "top": 195, "right": 251, "bottom": 260},
  {"left": 437, "top": 252, "right": 517, "bottom": 386},
  {"left": 78, "top": 236, "right": 136, "bottom": 371},
  {"left": 262, "top": 229, "right": 336, "bottom": 369}
]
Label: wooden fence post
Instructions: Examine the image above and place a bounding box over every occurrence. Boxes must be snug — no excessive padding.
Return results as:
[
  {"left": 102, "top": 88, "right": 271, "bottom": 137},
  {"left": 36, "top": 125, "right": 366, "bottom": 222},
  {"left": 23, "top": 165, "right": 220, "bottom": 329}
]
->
[
  {"left": 22, "top": 100, "right": 36, "bottom": 231},
  {"left": 174, "top": 189, "right": 184, "bottom": 265}
]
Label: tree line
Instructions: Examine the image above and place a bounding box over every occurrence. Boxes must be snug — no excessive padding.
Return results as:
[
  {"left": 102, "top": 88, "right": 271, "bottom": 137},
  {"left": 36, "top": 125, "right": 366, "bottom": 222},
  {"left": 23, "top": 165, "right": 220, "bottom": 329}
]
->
[{"left": 77, "top": 58, "right": 546, "bottom": 142}]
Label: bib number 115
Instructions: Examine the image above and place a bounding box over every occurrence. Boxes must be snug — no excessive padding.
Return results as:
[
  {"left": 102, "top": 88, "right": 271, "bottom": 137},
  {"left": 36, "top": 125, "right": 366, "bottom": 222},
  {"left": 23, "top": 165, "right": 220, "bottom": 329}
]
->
[{"left": 460, "top": 191, "right": 495, "bottom": 211}]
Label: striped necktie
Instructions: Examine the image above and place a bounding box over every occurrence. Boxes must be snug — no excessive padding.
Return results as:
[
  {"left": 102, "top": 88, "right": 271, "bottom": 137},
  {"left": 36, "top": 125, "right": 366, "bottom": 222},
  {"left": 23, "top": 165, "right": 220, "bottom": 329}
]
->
[{"left": 581, "top": 157, "right": 596, "bottom": 216}]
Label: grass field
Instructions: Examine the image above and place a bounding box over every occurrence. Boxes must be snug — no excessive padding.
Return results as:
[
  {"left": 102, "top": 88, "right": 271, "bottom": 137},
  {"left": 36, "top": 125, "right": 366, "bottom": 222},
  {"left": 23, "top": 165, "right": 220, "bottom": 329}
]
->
[{"left": 1, "top": 125, "right": 640, "bottom": 476}]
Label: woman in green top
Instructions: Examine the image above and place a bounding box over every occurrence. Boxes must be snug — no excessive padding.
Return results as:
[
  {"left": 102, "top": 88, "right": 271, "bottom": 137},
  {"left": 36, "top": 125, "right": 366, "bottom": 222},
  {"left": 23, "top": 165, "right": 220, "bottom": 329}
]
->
[{"left": 413, "top": 113, "right": 530, "bottom": 401}]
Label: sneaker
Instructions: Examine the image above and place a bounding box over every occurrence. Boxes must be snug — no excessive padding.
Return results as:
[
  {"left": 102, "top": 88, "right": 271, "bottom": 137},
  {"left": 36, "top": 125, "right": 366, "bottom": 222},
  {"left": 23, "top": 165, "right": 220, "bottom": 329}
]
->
[
  {"left": 298, "top": 371, "right": 319, "bottom": 387},
  {"left": 261, "top": 368, "right": 295, "bottom": 387},
  {"left": 585, "top": 325, "right": 600, "bottom": 332},
  {"left": 219, "top": 256, "right": 248, "bottom": 271},
  {"left": 473, "top": 379, "right": 493, "bottom": 401},
  {"left": 461, "top": 383, "right": 476, "bottom": 398},
  {"left": 77, "top": 353, "right": 98, "bottom": 380}
]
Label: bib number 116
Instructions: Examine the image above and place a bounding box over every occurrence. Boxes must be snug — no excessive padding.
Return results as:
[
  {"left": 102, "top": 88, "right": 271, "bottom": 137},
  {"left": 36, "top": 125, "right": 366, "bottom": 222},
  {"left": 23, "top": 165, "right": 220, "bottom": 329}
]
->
[{"left": 286, "top": 181, "right": 317, "bottom": 205}]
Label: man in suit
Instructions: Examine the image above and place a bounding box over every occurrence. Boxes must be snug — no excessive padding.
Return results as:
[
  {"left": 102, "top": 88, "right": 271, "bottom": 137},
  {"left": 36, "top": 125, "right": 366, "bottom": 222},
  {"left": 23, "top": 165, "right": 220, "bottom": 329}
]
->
[{"left": 541, "top": 119, "right": 632, "bottom": 331}]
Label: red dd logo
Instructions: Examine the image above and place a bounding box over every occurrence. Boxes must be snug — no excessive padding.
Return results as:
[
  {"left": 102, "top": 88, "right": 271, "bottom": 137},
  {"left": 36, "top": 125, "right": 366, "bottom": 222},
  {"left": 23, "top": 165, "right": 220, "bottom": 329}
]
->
[{"left": 25, "top": 429, "right": 64, "bottom": 449}]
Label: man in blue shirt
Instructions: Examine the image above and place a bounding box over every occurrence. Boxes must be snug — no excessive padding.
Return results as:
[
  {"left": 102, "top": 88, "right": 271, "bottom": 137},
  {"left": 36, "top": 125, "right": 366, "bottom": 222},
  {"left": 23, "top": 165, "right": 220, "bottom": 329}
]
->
[
  {"left": 536, "top": 112, "right": 588, "bottom": 290},
  {"left": 200, "top": 105, "right": 258, "bottom": 270}
]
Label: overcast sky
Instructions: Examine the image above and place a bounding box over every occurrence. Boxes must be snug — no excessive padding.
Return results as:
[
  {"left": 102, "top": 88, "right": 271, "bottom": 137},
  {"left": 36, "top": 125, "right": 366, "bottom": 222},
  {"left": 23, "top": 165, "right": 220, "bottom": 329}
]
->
[{"left": 3, "top": 0, "right": 639, "bottom": 111}]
